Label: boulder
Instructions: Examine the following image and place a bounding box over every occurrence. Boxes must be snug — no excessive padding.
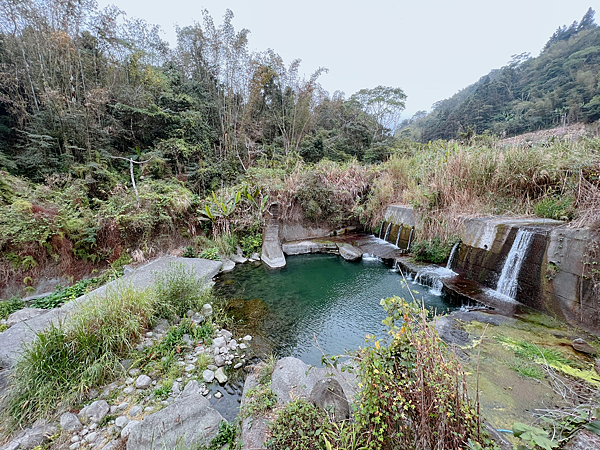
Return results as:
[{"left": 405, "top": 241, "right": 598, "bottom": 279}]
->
[
  {"left": 221, "top": 259, "right": 236, "bottom": 272},
  {"left": 309, "top": 378, "right": 350, "bottom": 422},
  {"left": 60, "top": 412, "right": 82, "bottom": 432},
  {"left": 230, "top": 254, "right": 248, "bottom": 264},
  {"left": 125, "top": 391, "right": 224, "bottom": 450},
  {"left": 202, "top": 304, "right": 213, "bottom": 316},
  {"left": 6, "top": 308, "right": 47, "bottom": 327},
  {"left": 572, "top": 338, "right": 597, "bottom": 355},
  {"left": 120, "top": 420, "right": 140, "bottom": 439},
  {"left": 78, "top": 400, "right": 110, "bottom": 424},
  {"left": 337, "top": 244, "right": 362, "bottom": 262},
  {"left": 0, "top": 422, "right": 58, "bottom": 450}
]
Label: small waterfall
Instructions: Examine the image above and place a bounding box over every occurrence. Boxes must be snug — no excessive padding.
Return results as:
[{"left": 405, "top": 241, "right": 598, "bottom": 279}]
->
[
  {"left": 446, "top": 242, "right": 461, "bottom": 271},
  {"left": 383, "top": 223, "right": 392, "bottom": 242},
  {"left": 395, "top": 229, "right": 401, "bottom": 247},
  {"left": 378, "top": 221, "right": 384, "bottom": 239},
  {"left": 496, "top": 228, "right": 535, "bottom": 299},
  {"left": 407, "top": 228, "right": 414, "bottom": 251}
]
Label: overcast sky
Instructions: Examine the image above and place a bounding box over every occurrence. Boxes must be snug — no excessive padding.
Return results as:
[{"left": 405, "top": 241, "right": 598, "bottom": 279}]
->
[{"left": 96, "top": 0, "right": 595, "bottom": 119}]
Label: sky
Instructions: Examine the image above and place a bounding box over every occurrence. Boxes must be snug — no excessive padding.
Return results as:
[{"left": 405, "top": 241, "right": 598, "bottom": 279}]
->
[{"left": 95, "top": 0, "right": 596, "bottom": 119}]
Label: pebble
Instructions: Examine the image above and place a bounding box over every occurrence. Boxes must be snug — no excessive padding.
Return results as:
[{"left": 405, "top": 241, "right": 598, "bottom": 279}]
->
[
  {"left": 239, "top": 343, "right": 247, "bottom": 350},
  {"left": 221, "top": 329, "right": 233, "bottom": 341},
  {"left": 69, "top": 443, "right": 80, "bottom": 450},
  {"left": 243, "top": 335, "right": 252, "bottom": 342},
  {"left": 115, "top": 416, "right": 129, "bottom": 428},
  {"left": 71, "top": 435, "right": 81, "bottom": 443},
  {"left": 152, "top": 380, "right": 157, "bottom": 386},
  {"left": 90, "top": 423, "right": 97, "bottom": 430},
  {"left": 117, "top": 402, "right": 129, "bottom": 412},
  {"left": 146, "top": 332, "right": 153, "bottom": 338},
  {"left": 214, "top": 391, "right": 222, "bottom": 399},
  {"left": 176, "top": 377, "right": 183, "bottom": 382},
  {"left": 185, "top": 364, "right": 195, "bottom": 372},
  {"left": 128, "top": 368, "right": 140, "bottom": 377},
  {"left": 202, "top": 304, "right": 213, "bottom": 316},
  {"left": 234, "top": 363, "right": 243, "bottom": 369},
  {"left": 203, "top": 369, "right": 215, "bottom": 383},
  {"left": 144, "top": 406, "right": 154, "bottom": 412},
  {"left": 135, "top": 375, "right": 152, "bottom": 389},
  {"left": 123, "top": 386, "right": 135, "bottom": 395},
  {"left": 172, "top": 380, "right": 181, "bottom": 395},
  {"left": 213, "top": 337, "right": 227, "bottom": 348},
  {"left": 177, "top": 361, "right": 186, "bottom": 367},
  {"left": 85, "top": 431, "right": 98, "bottom": 443},
  {"left": 129, "top": 405, "right": 143, "bottom": 417}
]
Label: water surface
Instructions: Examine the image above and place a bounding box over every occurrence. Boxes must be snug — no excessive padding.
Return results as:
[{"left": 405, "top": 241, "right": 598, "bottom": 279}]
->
[{"left": 215, "top": 253, "right": 455, "bottom": 366}]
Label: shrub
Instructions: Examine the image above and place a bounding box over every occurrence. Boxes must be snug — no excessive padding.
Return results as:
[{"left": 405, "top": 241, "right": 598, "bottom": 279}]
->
[
  {"left": 267, "top": 399, "right": 331, "bottom": 450},
  {"left": 152, "top": 263, "right": 212, "bottom": 321},
  {"left": 534, "top": 195, "right": 575, "bottom": 220},
  {"left": 411, "top": 236, "right": 455, "bottom": 264},
  {"left": 354, "top": 297, "right": 494, "bottom": 449},
  {"left": 182, "top": 246, "right": 196, "bottom": 258},
  {"left": 199, "top": 247, "right": 220, "bottom": 261},
  {"left": 0, "top": 297, "right": 25, "bottom": 320},
  {"left": 31, "top": 278, "right": 99, "bottom": 309},
  {"left": 240, "top": 233, "right": 262, "bottom": 256}
]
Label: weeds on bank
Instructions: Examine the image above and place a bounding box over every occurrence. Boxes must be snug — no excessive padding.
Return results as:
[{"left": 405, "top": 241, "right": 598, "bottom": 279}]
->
[
  {"left": 2, "top": 285, "right": 153, "bottom": 429},
  {"left": 1, "top": 263, "right": 222, "bottom": 431},
  {"left": 0, "top": 297, "right": 24, "bottom": 320}
]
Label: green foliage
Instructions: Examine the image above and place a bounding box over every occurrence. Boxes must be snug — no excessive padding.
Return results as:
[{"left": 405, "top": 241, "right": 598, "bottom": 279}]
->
[
  {"left": 31, "top": 278, "right": 100, "bottom": 309},
  {"left": 2, "top": 285, "right": 154, "bottom": 429},
  {"left": 182, "top": 246, "right": 196, "bottom": 258},
  {"left": 411, "top": 236, "right": 455, "bottom": 264},
  {"left": 296, "top": 173, "right": 341, "bottom": 224},
  {"left": 198, "top": 247, "right": 221, "bottom": 261},
  {"left": 355, "top": 297, "right": 494, "bottom": 449},
  {"left": 152, "top": 263, "right": 212, "bottom": 321},
  {"left": 199, "top": 421, "right": 238, "bottom": 450},
  {"left": 241, "top": 383, "right": 277, "bottom": 418},
  {"left": 267, "top": 399, "right": 330, "bottom": 450},
  {"left": 239, "top": 233, "right": 262, "bottom": 257},
  {"left": 513, "top": 423, "right": 558, "bottom": 450},
  {"left": 0, "top": 324, "right": 8, "bottom": 332},
  {"left": 0, "top": 297, "right": 25, "bottom": 320},
  {"left": 534, "top": 195, "right": 575, "bottom": 220}
]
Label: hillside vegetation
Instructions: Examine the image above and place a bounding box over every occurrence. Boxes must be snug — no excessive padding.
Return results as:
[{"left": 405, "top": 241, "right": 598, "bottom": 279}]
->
[
  {"left": 402, "top": 8, "right": 600, "bottom": 141},
  {"left": 0, "top": 1, "right": 599, "bottom": 298}
]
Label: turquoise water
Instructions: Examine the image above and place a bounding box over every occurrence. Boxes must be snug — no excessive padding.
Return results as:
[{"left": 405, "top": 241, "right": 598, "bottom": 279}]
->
[{"left": 215, "top": 253, "right": 456, "bottom": 366}]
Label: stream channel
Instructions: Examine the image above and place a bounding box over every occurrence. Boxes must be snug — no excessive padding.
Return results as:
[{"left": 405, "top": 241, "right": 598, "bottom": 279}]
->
[{"left": 209, "top": 252, "right": 458, "bottom": 420}]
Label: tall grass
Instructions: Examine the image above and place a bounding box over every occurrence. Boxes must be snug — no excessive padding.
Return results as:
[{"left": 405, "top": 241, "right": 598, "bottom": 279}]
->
[{"left": 2, "top": 285, "right": 153, "bottom": 429}]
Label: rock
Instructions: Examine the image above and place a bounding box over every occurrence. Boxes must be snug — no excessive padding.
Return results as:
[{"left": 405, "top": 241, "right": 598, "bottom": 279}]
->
[
  {"left": 78, "top": 400, "right": 110, "bottom": 424},
  {"left": 182, "top": 380, "right": 202, "bottom": 398},
  {"left": 239, "top": 343, "right": 247, "bottom": 350},
  {"left": 128, "top": 368, "right": 140, "bottom": 377},
  {"left": 172, "top": 380, "right": 181, "bottom": 395},
  {"left": 203, "top": 370, "right": 215, "bottom": 383},
  {"left": 69, "top": 443, "right": 80, "bottom": 450},
  {"left": 572, "top": 338, "right": 597, "bottom": 355},
  {"left": 135, "top": 375, "right": 152, "bottom": 389},
  {"left": 214, "top": 391, "right": 222, "bottom": 399},
  {"left": 250, "top": 252, "right": 261, "bottom": 261},
  {"left": 123, "top": 386, "right": 135, "bottom": 395},
  {"left": 207, "top": 364, "right": 218, "bottom": 371},
  {"left": 243, "top": 335, "right": 252, "bottom": 342},
  {"left": 1, "top": 422, "right": 58, "bottom": 450},
  {"left": 182, "top": 334, "right": 193, "bottom": 346},
  {"left": 145, "top": 331, "right": 153, "bottom": 338},
  {"left": 120, "top": 420, "right": 140, "bottom": 439},
  {"left": 184, "top": 364, "right": 195, "bottom": 372},
  {"left": 115, "top": 416, "right": 129, "bottom": 428},
  {"left": 337, "top": 244, "right": 362, "bottom": 262},
  {"left": 595, "top": 358, "right": 600, "bottom": 377},
  {"left": 117, "top": 402, "right": 129, "bottom": 412},
  {"left": 230, "top": 254, "right": 248, "bottom": 264},
  {"left": 125, "top": 392, "right": 224, "bottom": 450},
  {"left": 60, "top": 412, "right": 83, "bottom": 432},
  {"left": 563, "top": 428, "right": 600, "bottom": 449},
  {"left": 202, "top": 304, "right": 213, "bottom": 316},
  {"left": 152, "top": 319, "right": 170, "bottom": 335},
  {"left": 434, "top": 316, "right": 471, "bottom": 347},
  {"left": 213, "top": 336, "right": 227, "bottom": 348},
  {"left": 309, "top": 378, "right": 350, "bottom": 422},
  {"left": 101, "top": 440, "right": 122, "bottom": 450},
  {"left": 125, "top": 377, "right": 134, "bottom": 385},
  {"left": 100, "top": 381, "right": 120, "bottom": 399},
  {"left": 234, "top": 363, "right": 243, "bottom": 369},
  {"left": 214, "top": 367, "right": 228, "bottom": 384},
  {"left": 191, "top": 313, "right": 204, "bottom": 325},
  {"left": 214, "top": 354, "right": 226, "bottom": 367},
  {"left": 6, "top": 308, "right": 47, "bottom": 326},
  {"left": 129, "top": 405, "right": 143, "bottom": 417},
  {"left": 85, "top": 431, "right": 98, "bottom": 443},
  {"left": 221, "top": 329, "right": 233, "bottom": 341},
  {"left": 221, "top": 259, "right": 235, "bottom": 272}
]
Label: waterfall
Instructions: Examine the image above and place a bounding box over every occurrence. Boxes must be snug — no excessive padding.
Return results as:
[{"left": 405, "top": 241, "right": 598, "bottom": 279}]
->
[
  {"left": 496, "top": 228, "right": 535, "bottom": 299},
  {"left": 395, "top": 229, "right": 401, "bottom": 247},
  {"left": 383, "top": 223, "right": 392, "bottom": 242},
  {"left": 446, "top": 242, "right": 461, "bottom": 270},
  {"left": 407, "top": 228, "right": 414, "bottom": 251},
  {"left": 378, "top": 221, "right": 384, "bottom": 239}
]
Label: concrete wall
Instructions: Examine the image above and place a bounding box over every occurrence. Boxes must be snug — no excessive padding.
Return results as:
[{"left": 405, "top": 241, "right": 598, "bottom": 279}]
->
[{"left": 383, "top": 205, "right": 600, "bottom": 333}]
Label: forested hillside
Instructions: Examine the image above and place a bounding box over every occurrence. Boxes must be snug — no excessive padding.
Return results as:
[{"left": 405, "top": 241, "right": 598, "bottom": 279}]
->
[{"left": 402, "top": 8, "right": 600, "bottom": 141}]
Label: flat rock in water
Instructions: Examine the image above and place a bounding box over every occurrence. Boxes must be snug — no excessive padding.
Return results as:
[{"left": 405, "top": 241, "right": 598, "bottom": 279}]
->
[
  {"left": 125, "top": 392, "right": 223, "bottom": 450},
  {"left": 230, "top": 254, "right": 248, "bottom": 264},
  {"left": 337, "top": 244, "right": 362, "bottom": 262},
  {"left": 572, "top": 338, "right": 597, "bottom": 355},
  {"left": 221, "top": 259, "right": 236, "bottom": 272},
  {"left": 215, "top": 367, "right": 228, "bottom": 384},
  {"left": 6, "top": 308, "right": 47, "bottom": 326}
]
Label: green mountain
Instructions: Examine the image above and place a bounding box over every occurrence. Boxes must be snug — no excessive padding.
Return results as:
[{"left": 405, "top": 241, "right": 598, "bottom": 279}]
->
[{"left": 403, "top": 8, "right": 600, "bottom": 141}]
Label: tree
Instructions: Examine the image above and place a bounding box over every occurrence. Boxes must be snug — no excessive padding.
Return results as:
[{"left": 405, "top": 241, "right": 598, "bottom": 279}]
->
[{"left": 349, "top": 86, "right": 406, "bottom": 139}]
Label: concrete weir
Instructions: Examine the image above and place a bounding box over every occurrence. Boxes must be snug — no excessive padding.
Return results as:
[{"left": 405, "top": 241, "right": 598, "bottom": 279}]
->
[{"left": 383, "top": 205, "right": 600, "bottom": 334}]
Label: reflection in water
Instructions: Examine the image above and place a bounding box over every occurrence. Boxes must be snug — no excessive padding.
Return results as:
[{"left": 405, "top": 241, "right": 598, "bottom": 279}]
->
[{"left": 215, "top": 254, "right": 456, "bottom": 366}]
